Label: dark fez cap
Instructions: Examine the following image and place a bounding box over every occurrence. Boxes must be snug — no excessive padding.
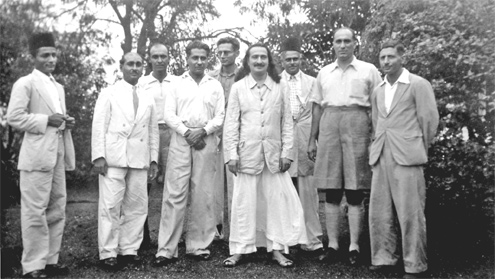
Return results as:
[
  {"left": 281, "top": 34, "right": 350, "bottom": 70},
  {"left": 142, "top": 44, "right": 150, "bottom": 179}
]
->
[
  {"left": 29, "top": 32, "right": 56, "bottom": 54},
  {"left": 281, "top": 37, "right": 301, "bottom": 52}
]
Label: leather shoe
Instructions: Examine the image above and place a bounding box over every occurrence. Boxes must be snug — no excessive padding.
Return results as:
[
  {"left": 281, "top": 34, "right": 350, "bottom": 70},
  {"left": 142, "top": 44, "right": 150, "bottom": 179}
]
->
[
  {"left": 318, "top": 248, "right": 338, "bottom": 263},
  {"left": 153, "top": 256, "right": 176, "bottom": 267},
  {"left": 348, "top": 250, "right": 360, "bottom": 266},
  {"left": 45, "top": 264, "right": 69, "bottom": 276},
  {"left": 403, "top": 271, "right": 428, "bottom": 279},
  {"left": 23, "top": 270, "right": 47, "bottom": 278},
  {"left": 188, "top": 253, "right": 211, "bottom": 261},
  {"left": 101, "top": 257, "right": 118, "bottom": 270},
  {"left": 369, "top": 265, "right": 397, "bottom": 273},
  {"left": 123, "top": 255, "right": 142, "bottom": 265}
]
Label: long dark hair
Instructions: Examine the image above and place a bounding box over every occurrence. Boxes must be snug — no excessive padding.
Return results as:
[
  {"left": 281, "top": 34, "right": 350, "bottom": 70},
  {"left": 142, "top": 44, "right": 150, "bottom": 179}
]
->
[{"left": 234, "top": 43, "right": 281, "bottom": 83}]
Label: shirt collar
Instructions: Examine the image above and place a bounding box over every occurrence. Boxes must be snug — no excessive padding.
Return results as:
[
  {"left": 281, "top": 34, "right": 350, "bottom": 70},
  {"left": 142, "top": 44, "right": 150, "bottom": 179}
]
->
[
  {"left": 119, "top": 79, "right": 138, "bottom": 90},
  {"left": 33, "top": 69, "right": 55, "bottom": 82},
  {"left": 142, "top": 72, "right": 174, "bottom": 84},
  {"left": 329, "top": 56, "right": 358, "bottom": 72},
  {"left": 247, "top": 74, "right": 274, "bottom": 90},
  {"left": 282, "top": 70, "right": 301, "bottom": 81},
  {"left": 182, "top": 71, "right": 213, "bottom": 84},
  {"left": 381, "top": 68, "right": 410, "bottom": 86},
  {"left": 219, "top": 65, "right": 238, "bottom": 77}
]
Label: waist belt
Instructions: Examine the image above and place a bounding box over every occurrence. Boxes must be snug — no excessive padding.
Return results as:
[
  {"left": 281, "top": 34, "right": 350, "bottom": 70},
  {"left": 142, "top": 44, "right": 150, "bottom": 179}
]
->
[{"left": 323, "top": 105, "right": 369, "bottom": 112}]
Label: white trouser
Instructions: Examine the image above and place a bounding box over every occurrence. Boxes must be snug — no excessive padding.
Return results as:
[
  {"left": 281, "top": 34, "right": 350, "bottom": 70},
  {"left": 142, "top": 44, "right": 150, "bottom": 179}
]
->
[
  {"left": 213, "top": 141, "right": 234, "bottom": 239},
  {"left": 98, "top": 167, "right": 148, "bottom": 259},
  {"left": 20, "top": 138, "right": 66, "bottom": 275},
  {"left": 297, "top": 175, "right": 323, "bottom": 251},
  {"left": 156, "top": 132, "right": 218, "bottom": 258},
  {"left": 229, "top": 165, "right": 308, "bottom": 255}
]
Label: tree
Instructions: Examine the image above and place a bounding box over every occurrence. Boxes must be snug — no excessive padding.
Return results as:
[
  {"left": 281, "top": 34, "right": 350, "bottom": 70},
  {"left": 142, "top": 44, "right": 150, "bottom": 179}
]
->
[{"left": 234, "top": 0, "right": 374, "bottom": 75}]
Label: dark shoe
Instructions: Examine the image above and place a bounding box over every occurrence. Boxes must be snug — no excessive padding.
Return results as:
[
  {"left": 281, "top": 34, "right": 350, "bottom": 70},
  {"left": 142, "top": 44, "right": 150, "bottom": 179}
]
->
[
  {"left": 123, "top": 255, "right": 143, "bottom": 266},
  {"left": 318, "top": 248, "right": 338, "bottom": 263},
  {"left": 403, "top": 271, "right": 428, "bottom": 279},
  {"left": 23, "top": 270, "right": 47, "bottom": 278},
  {"left": 369, "top": 265, "right": 397, "bottom": 273},
  {"left": 45, "top": 264, "right": 69, "bottom": 276},
  {"left": 188, "top": 253, "right": 211, "bottom": 261},
  {"left": 153, "top": 256, "right": 176, "bottom": 267},
  {"left": 100, "top": 257, "right": 118, "bottom": 270},
  {"left": 348, "top": 250, "right": 360, "bottom": 266}
]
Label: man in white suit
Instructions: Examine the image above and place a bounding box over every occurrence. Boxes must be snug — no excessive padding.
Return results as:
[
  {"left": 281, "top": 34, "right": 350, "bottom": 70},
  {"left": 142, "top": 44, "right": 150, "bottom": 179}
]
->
[
  {"left": 7, "top": 32, "right": 75, "bottom": 278},
  {"left": 280, "top": 37, "right": 324, "bottom": 255},
  {"left": 92, "top": 52, "right": 159, "bottom": 269}
]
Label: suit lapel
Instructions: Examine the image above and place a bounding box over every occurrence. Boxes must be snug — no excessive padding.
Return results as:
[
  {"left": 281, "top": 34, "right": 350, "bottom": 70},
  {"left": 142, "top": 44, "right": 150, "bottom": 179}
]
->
[
  {"left": 32, "top": 73, "right": 57, "bottom": 114},
  {"left": 388, "top": 82, "right": 410, "bottom": 115},
  {"left": 55, "top": 82, "right": 66, "bottom": 114},
  {"left": 376, "top": 85, "right": 388, "bottom": 117}
]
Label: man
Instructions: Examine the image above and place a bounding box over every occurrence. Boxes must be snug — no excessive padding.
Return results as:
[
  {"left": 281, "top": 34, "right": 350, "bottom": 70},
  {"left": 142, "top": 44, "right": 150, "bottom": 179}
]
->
[
  {"left": 279, "top": 37, "right": 323, "bottom": 254},
  {"left": 7, "top": 32, "right": 75, "bottom": 278},
  {"left": 139, "top": 42, "right": 177, "bottom": 248},
  {"left": 209, "top": 37, "right": 240, "bottom": 239},
  {"left": 154, "top": 41, "right": 225, "bottom": 266},
  {"left": 92, "top": 52, "right": 159, "bottom": 269},
  {"left": 368, "top": 40, "right": 439, "bottom": 278},
  {"left": 308, "top": 27, "right": 382, "bottom": 265},
  {"left": 222, "top": 44, "right": 307, "bottom": 268}
]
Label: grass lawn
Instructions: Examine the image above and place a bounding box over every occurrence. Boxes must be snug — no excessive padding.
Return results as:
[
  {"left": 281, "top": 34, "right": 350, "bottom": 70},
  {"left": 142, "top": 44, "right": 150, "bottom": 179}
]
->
[{"left": 1, "top": 180, "right": 494, "bottom": 278}]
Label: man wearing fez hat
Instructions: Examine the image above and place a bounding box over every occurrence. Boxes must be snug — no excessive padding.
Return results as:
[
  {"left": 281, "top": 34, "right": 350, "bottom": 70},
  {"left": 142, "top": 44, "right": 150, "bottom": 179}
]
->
[
  {"left": 7, "top": 32, "right": 75, "bottom": 278},
  {"left": 279, "top": 37, "right": 324, "bottom": 257}
]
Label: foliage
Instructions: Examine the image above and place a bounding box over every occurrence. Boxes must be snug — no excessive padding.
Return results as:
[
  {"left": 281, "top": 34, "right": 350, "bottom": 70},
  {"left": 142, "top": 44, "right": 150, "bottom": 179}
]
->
[
  {"left": 361, "top": 0, "right": 495, "bottom": 257},
  {"left": 0, "top": 0, "right": 110, "bottom": 203},
  {"left": 235, "top": 0, "right": 374, "bottom": 75}
]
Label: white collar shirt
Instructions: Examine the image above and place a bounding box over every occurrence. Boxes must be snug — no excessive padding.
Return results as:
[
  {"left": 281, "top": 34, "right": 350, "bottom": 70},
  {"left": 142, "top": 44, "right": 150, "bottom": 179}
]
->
[
  {"left": 164, "top": 72, "right": 225, "bottom": 136},
  {"left": 139, "top": 72, "right": 177, "bottom": 124},
  {"left": 310, "top": 56, "right": 382, "bottom": 107},
  {"left": 282, "top": 71, "right": 304, "bottom": 119},
  {"left": 383, "top": 68, "right": 410, "bottom": 113}
]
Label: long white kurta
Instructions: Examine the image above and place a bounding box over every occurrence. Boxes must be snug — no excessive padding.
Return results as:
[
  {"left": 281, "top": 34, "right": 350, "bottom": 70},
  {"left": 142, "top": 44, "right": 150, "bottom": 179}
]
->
[
  {"left": 156, "top": 73, "right": 225, "bottom": 258},
  {"left": 223, "top": 74, "right": 307, "bottom": 254},
  {"left": 91, "top": 79, "right": 159, "bottom": 259}
]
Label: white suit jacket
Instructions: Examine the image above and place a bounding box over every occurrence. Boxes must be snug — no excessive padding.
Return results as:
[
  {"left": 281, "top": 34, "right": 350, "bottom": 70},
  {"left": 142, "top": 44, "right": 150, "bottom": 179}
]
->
[
  {"left": 223, "top": 74, "right": 293, "bottom": 175},
  {"left": 91, "top": 80, "right": 159, "bottom": 169},
  {"left": 7, "top": 70, "right": 75, "bottom": 171}
]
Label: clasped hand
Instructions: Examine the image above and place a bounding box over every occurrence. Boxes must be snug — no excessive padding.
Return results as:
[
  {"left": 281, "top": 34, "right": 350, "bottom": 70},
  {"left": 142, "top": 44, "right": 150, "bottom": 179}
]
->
[
  {"left": 184, "top": 128, "right": 207, "bottom": 150},
  {"left": 48, "top": 113, "right": 76, "bottom": 129}
]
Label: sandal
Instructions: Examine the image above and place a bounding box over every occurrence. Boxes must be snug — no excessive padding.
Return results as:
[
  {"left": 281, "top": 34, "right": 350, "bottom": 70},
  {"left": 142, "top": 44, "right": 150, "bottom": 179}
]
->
[
  {"left": 223, "top": 255, "right": 243, "bottom": 267},
  {"left": 272, "top": 256, "right": 294, "bottom": 268}
]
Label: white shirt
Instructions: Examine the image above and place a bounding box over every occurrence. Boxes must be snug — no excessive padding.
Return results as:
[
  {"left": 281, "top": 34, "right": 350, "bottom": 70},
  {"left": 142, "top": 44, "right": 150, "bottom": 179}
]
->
[
  {"left": 33, "top": 69, "right": 63, "bottom": 114},
  {"left": 384, "top": 68, "right": 410, "bottom": 113},
  {"left": 282, "top": 71, "right": 304, "bottom": 118},
  {"left": 164, "top": 72, "right": 225, "bottom": 136},
  {"left": 139, "top": 73, "right": 177, "bottom": 124}
]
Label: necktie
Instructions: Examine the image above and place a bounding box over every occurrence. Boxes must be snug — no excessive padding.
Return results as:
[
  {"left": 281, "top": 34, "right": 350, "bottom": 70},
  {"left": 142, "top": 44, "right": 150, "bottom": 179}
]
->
[
  {"left": 289, "top": 75, "right": 300, "bottom": 119},
  {"left": 132, "top": 86, "right": 139, "bottom": 116}
]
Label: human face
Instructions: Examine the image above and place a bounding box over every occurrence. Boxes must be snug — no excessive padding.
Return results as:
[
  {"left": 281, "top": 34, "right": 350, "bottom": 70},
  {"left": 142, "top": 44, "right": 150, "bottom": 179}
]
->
[
  {"left": 149, "top": 44, "right": 169, "bottom": 73},
  {"left": 379, "top": 47, "right": 403, "bottom": 77},
  {"left": 121, "top": 53, "right": 143, "bottom": 85},
  {"left": 187, "top": 48, "right": 208, "bottom": 77},
  {"left": 281, "top": 50, "right": 301, "bottom": 76},
  {"left": 34, "top": 47, "right": 57, "bottom": 75},
  {"left": 247, "top": 46, "right": 269, "bottom": 75},
  {"left": 217, "top": 43, "right": 238, "bottom": 67},
  {"left": 333, "top": 29, "right": 356, "bottom": 62}
]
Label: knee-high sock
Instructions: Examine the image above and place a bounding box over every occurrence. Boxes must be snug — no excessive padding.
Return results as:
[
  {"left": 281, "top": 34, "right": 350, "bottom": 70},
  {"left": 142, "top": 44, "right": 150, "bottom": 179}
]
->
[
  {"left": 325, "top": 202, "right": 341, "bottom": 250},
  {"left": 348, "top": 204, "right": 364, "bottom": 252}
]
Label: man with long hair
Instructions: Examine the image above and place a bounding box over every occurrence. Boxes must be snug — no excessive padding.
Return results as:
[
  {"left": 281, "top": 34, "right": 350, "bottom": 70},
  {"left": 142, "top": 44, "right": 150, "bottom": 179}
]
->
[{"left": 223, "top": 43, "right": 307, "bottom": 268}]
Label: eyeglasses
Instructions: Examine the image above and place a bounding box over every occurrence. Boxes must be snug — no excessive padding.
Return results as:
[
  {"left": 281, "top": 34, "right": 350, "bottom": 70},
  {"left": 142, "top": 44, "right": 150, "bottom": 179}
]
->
[
  {"left": 217, "top": 51, "right": 233, "bottom": 57},
  {"left": 284, "top": 57, "right": 300, "bottom": 63}
]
